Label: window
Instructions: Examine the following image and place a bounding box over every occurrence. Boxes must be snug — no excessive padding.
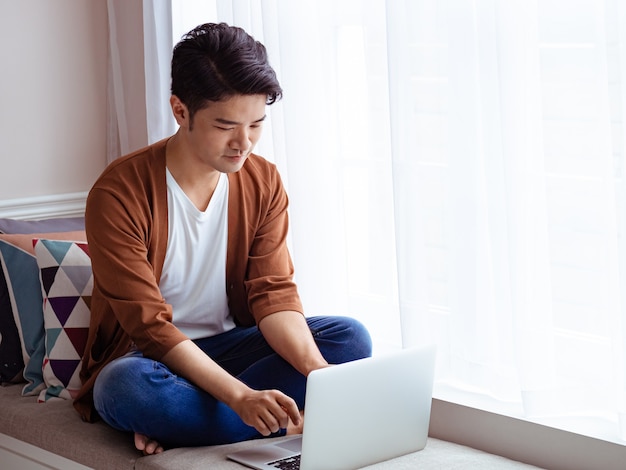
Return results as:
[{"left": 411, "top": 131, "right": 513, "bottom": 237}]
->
[{"left": 155, "top": 0, "right": 626, "bottom": 445}]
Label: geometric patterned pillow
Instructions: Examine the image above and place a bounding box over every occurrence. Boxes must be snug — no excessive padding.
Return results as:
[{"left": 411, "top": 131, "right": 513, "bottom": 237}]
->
[
  {"left": 0, "top": 231, "right": 86, "bottom": 396},
  {"left": 34, "top": 239, "right": 92, "bottom": 402}
]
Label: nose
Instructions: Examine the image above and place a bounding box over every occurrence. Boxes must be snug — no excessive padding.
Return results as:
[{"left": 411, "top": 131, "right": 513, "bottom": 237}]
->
[{"left": 229, "top": 128, "right": 252, "bottom": 154}]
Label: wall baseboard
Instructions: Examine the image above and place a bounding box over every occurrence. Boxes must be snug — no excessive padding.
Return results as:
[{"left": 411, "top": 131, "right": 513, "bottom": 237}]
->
[{"left": 0, "top": 192, "right": 88, "bottom": 220}]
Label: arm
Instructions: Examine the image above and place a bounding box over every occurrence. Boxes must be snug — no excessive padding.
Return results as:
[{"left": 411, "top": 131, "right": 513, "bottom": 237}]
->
[
  {"left": 258, "top": 311, "right": 329, "bottom": 377},
  {"left": 161, "top": 338, "right": 301, "bottom": 435},
  {"left": 239, "top": 164, "right": 328, "bottom": 376}
]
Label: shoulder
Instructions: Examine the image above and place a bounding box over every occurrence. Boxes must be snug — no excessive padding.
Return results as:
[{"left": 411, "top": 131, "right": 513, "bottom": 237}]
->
[
  {"left": 235, "top": 153, "right": 283, "bottom": 192},
  {"left": 229, "top": 154, "right": 289, "bottom": 221},
  {"left": 86, "top": 139, "right": 169, "bottom": 228},
  {"left": 228, "top": 154, "right": 288, "bottom": 217},
  {"left": 95, "top": 139, "right": 168, "bottom": 190},
  {"left": 241, "top": 153, "right": 278, "bottom": 176}
]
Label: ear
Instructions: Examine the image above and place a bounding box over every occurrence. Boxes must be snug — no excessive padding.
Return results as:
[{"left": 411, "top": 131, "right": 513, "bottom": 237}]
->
[{"left": 170, "top": 95, "right": 189, "bottom": 127}]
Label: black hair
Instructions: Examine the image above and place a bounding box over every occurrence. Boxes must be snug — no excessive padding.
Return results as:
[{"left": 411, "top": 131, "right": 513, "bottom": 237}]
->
[{"left": 171, "top": 22, "right": 283, "bottom": 121}]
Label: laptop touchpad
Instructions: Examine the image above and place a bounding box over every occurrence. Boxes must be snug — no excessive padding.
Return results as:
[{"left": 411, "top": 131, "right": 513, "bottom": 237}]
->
[{"left": 276, "top": 437, "right": 302, "bottom": 452}]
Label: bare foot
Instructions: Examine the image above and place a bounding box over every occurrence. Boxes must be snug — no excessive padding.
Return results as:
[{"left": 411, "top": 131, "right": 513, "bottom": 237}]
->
[
  {"left": 286, "top": 410, "right": 305, "bottom": 435},
  {"left": 134, "top": 432, "right": 164, "bottom": 455}
]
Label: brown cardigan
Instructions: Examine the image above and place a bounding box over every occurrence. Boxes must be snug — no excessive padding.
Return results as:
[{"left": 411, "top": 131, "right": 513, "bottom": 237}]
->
[{"left": 74, "top": 138, "right": 303, "bottom": 422}]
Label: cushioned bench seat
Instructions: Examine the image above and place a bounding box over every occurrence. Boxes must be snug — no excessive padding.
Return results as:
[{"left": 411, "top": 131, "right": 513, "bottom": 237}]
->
[{"left": 0, "top": 384, "right": 543, "bottom": 470}]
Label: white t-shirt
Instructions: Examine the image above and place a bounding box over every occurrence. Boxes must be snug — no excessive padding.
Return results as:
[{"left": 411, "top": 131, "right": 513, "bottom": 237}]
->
[{"left": 159, "top": 169, "right": 236, "bottom": 339}]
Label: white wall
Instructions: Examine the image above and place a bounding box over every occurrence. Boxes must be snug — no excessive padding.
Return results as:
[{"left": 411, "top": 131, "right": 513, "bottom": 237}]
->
[{"left": 0, "top": 0, "right": 108, "bottom": 201}]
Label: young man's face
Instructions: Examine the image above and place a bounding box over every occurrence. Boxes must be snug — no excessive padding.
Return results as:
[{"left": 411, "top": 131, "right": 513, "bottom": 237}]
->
[{"left": 171, "top": 93, "right": 267, "bottom": 174}]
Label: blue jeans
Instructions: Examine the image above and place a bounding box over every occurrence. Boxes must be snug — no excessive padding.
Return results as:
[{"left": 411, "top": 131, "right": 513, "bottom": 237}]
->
[{"left": 93, "top": 316, "right": 371, "bottom": 447}]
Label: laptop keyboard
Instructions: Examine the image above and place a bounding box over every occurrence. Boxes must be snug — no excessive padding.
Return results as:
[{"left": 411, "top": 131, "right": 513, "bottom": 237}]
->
[{"left": 267, "top": 454, "right": 301, "bottom": 469}]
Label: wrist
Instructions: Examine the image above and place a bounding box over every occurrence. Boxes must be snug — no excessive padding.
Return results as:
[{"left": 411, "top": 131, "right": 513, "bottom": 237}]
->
[{"left": 222, "top": 380, "right": 252, "bottom": 409}]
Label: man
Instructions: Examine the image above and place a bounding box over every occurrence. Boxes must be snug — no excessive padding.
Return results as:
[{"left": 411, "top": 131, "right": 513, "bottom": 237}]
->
[{"left": 74, "top": 22, "right": 372, "bottom": 455}]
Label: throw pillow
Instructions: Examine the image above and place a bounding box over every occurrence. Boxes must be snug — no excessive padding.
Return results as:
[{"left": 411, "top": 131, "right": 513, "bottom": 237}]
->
[
  {"left": 34, "top": 239, "right": 92, "bottom": 402},
  {"left": 0, "top": 216, "right": 85, "bottom": 386},
  {"left": 0, "top": 231, "right": 86, "bottom": 396}
]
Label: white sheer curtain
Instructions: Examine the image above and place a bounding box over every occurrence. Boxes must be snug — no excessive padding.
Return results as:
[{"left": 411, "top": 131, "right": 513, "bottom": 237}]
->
[
  {"left": 106, "top": 0, "right": 174, "bottom": 163},
  {"left": 389, "top": 0, "right": 626, "bottom": 442},
  {"left": 114, "top": 0, "right": 626, "bottom": 444}
]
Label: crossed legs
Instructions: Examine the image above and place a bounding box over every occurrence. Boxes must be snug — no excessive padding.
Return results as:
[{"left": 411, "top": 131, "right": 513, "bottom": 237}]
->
[{"left": 93, "top": 316, "right": 372, "bottom": 450}]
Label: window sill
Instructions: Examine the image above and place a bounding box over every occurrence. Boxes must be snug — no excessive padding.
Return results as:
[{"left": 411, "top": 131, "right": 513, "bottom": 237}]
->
[{"left": 429, "top": 397, "right": 626, "bottom": 470}]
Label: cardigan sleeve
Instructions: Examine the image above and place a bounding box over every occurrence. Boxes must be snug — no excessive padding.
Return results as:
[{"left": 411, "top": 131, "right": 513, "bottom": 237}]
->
[{"left": 86, "top": 184, "right": 188, "bottom": 361}]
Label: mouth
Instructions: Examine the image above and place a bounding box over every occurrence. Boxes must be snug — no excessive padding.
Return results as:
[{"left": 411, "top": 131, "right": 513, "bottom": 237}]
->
[{"left": 224, "top": 154, "right": 246, "bottom": 163}]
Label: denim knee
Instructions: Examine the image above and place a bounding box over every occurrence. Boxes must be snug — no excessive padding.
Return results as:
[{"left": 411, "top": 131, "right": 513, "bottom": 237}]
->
[
  {"left": 339, "top": 316, "right": 373, "bottom": 359},
  {"left": 308, "top": 315, "right": 373, "bottom": 364},
  {"left": 93, "top": 353, "right": 151, "bottom": 429}
]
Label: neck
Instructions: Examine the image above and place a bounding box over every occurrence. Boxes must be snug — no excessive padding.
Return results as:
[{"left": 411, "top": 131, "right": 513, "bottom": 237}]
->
[{"left": 166, "top": 134, "right": 222, "bottom": 212}]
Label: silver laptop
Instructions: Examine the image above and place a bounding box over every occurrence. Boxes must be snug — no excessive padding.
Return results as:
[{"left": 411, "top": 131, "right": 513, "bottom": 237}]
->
[{"left": 227, "top": 344, "right": 436, "bottom": 470}]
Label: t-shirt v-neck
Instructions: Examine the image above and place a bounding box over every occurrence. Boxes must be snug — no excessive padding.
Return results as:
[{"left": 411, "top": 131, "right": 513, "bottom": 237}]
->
[{"left": 160, "top": 169, "right": 235, "bottom": 339}]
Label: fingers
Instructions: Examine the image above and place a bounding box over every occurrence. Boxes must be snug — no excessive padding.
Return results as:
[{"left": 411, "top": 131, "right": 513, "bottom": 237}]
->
[
  {"left": 235, "top": 389, "right": 301, "bottom": 437},
  {"left": 279, "top": 397, "right": 302, "bottom": 428},
  {"left": 255, "top": 393, "right": 292, "bottom": 435},
  {"left": 257, "top": 405, "right": 287, "bottom": 436},
  {"left": 286, "top": 410, "right": 305, "bottom": 435}
]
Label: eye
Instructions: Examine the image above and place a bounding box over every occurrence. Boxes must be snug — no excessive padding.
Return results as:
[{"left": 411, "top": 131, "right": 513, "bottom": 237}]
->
[{"left": 215, "top": 126, "right": 234, "bottom": 131}]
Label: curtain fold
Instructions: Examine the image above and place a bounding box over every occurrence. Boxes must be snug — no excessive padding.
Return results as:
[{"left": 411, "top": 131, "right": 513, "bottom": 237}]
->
[
  {"left": 130, "top": 0, "right": 626, "bottom": 443},
  {"left": 106, "top": 0, "right": 173, "bottom": 163},
  {"left": 143, "top": 0, "right": 176, "bottom": 146},
  {"left": 106, "top": 0, "right": 147, "bottom": 163}
]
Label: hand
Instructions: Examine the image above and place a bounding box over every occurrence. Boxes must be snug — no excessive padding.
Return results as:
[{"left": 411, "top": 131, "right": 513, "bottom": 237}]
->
[{"left": 230, "top": 389, "right": 302, "bottom": 436}]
